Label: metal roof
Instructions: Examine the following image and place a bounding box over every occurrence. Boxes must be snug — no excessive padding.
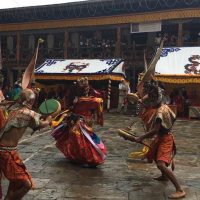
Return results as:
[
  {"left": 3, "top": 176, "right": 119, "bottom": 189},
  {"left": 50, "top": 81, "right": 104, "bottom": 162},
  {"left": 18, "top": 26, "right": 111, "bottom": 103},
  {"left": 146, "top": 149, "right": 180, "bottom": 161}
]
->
[{"left": 0, "top": 0, "right": 199, "bottom": 24}]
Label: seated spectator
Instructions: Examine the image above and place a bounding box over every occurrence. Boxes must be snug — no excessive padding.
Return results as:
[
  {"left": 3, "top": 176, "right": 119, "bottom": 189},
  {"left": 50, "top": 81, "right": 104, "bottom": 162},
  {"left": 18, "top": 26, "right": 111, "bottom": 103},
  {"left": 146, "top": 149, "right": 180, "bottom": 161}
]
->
[{"left": 169, "top": 34, "right": 177, "bottom": 46}]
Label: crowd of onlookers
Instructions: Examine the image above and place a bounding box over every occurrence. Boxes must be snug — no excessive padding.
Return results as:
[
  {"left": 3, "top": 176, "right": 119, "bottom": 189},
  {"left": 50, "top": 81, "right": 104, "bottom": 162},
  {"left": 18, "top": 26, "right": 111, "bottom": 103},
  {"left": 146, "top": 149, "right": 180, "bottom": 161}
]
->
[
  {"left": 154, "top": 33, "right": 178, "bottom": 47},
  {"left": 2, "top": 79, "right": 199, "bottom": 118},
  {"left": 1, "top": 80, "right": 109, "bottom": 111},
  {"left": 169, "top": 87, "right": 189, "bottom": 117},
  {"left": 169, "top": 87, "right": 200, "bottom": 118}
]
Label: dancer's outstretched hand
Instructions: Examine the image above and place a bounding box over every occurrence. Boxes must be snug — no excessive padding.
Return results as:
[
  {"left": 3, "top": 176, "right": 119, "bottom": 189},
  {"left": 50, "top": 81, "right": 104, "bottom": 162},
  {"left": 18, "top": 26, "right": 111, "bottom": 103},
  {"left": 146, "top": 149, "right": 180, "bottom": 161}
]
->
[{"left": 135, "top": 136, "right": 143, "bottom": 143}]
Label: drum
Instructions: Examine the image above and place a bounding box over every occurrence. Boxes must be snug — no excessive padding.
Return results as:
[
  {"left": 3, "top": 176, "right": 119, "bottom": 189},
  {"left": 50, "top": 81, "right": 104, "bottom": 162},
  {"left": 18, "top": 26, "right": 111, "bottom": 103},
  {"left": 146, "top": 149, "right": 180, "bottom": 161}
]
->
[
  {"left": 118, "top": 128, "right": 136, "bottom": 140},
  {"left": 127, "top": 93, "right": 139, "bottom": 104},
  {"left": 39, "top": 99, "right": 61, "bottom": 117}
]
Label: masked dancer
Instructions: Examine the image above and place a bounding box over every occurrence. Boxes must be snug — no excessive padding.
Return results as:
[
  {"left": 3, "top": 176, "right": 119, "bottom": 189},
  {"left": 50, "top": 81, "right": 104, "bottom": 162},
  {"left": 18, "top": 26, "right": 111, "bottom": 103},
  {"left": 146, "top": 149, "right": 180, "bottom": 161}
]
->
[{"left": 51, "top": 77, "right": 107, "bottom": 167}]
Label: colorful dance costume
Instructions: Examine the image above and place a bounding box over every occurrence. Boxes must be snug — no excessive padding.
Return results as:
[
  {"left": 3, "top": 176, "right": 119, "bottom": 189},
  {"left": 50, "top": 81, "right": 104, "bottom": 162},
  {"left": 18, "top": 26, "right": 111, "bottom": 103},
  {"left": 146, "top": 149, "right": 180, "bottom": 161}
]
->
[
  {"left": 0, "top": 106, "right": 41, "bottom": 198},
  {"left": 146, "top": 104, "right": 176, "bottom": 165},
  {"left": 51, "top": 77, "right": 106, "bottom": 166}
]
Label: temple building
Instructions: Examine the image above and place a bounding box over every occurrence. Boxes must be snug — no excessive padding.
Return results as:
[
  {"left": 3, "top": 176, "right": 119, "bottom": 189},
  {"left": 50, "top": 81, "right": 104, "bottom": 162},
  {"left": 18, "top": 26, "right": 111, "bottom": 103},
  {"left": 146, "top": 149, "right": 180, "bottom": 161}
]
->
[{"left": 0, "top": 0, "right": 200, "bottom": 89}]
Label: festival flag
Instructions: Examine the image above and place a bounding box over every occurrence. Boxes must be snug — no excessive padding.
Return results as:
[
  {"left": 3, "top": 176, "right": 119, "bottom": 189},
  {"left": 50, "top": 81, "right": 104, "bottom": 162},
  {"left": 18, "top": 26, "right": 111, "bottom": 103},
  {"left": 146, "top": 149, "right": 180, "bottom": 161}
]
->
[
  {"left": 144, "top": 49, "right": 148, "bottom": 72},
  {"left": 22, "top": 38, "right": 44, "bottom": 89}
]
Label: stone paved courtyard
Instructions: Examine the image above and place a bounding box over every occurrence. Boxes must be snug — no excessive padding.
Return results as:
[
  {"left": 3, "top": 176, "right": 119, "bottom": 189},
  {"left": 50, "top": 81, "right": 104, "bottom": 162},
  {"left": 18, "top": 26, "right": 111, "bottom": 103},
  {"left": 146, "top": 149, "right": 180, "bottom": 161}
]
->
[{"left": 2, "top": 113, "right": 200, "bottom": 200}]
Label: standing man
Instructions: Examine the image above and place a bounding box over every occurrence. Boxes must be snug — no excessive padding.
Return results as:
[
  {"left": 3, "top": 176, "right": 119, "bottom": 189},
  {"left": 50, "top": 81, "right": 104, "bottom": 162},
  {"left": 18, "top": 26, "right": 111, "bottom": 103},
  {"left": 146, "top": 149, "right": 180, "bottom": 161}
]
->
[
  {"left": 0, "top": 88, "right": 51, "bottom": 200},
  {"left": 117, "top": 79, "right": 129, "bottom": 113},
  {"left": 120, "top": 82, "right": 186, "bottom": 199}
]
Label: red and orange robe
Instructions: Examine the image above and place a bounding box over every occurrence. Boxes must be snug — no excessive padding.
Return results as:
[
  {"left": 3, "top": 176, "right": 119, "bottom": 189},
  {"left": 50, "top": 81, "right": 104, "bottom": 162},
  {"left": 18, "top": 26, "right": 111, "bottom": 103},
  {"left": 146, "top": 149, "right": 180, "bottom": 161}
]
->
[
  {"left": 51, "top": 96, "right": 107, "bottom": 166},
  {"left": 73, "top": 96, "right": 104, "bottom": 126},
  {"left": 0, "top": 145, "right": 35, "bottom": 189},
  {"left": 146, "top": 104, "right": 176, "bottom": 165},
  {"left": 128, "top": 106, "right": 157, "bottom": 159},
  {"left": 0, "top": 106, "right": 41, "bottom": 198}
]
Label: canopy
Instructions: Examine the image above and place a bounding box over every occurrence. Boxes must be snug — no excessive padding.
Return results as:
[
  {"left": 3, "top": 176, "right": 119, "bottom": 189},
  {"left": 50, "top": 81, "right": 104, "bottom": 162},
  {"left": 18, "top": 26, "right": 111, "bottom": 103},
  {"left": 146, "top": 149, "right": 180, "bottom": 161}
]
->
[
  {"left": 35, "top": 59, "right": 125, "bottom": 81},
  {"left": 155, "top": 47, "right": 200, "bottom": 84}
]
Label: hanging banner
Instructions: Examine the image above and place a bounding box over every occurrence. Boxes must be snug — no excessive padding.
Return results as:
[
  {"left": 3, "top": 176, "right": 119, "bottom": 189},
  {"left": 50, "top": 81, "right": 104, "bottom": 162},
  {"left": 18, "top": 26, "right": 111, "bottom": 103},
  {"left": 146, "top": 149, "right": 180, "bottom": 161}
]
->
[
  {"left": 35, "top": 59, "right": 124, "bottom": 74},
  {"left": 155, "top": 47, "right": 200, "bottom": 75},
  {"left": 130, "top": 21, "right": 161, "bottom": 33}
]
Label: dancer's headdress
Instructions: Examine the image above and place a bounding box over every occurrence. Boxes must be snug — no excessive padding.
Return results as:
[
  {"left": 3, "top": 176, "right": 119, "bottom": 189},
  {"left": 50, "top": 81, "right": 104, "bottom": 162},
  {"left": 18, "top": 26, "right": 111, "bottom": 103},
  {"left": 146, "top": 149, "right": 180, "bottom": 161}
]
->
[
  {"left": 22, "top": 38, "right": 44, "bottom": 90},
  {"left": 19, "top": 88, "right": 36, "bottom": 108},
  {"left": 20, "top": 38, "right": 44, "bottom": 106},
  {"left": 137, "top": 38, "right": 165, "bottom": 98},
  {"left": 76, "top": 77, "right": 90, "bottom": 97},
  {"left": 143, "top": 80, "right": 164, "bottom": 107},
  {"left": 127, "top": 38, "right": 165, "bottom": 105}
]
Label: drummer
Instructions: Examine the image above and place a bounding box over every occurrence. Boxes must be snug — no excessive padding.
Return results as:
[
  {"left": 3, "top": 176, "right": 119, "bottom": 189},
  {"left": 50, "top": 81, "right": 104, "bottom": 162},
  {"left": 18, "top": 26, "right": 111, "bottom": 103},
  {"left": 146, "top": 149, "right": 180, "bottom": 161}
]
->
[{"left": 0, "top": 88, "right": 52, "bottom": 200}]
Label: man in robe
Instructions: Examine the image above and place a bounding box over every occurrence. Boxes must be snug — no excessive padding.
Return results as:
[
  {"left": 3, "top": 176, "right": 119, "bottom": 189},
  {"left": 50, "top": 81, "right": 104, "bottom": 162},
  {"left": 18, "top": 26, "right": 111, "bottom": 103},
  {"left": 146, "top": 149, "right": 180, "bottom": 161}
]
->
[
  {"left": 120, "top": 81, "right": 186, "bottom": 199},
  {"left": 0, "top": 89, "right": 51, "bottom": 199}
]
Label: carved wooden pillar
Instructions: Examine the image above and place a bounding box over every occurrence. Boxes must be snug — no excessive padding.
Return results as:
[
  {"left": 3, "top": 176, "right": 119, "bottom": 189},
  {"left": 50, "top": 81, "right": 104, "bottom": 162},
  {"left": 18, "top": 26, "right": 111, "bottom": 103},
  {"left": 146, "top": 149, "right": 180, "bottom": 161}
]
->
[
  {"left": 177, "top": 22, "right": 183, "bottom": 47},
  {"left": 16, "top": 32, "right": 20, "bottom": 66},
  {"left": 64, "top": 29, "right": 68, "bottom": 58},
  {"left": 116, "top": 26, "right": 121, "bottom": 57}
]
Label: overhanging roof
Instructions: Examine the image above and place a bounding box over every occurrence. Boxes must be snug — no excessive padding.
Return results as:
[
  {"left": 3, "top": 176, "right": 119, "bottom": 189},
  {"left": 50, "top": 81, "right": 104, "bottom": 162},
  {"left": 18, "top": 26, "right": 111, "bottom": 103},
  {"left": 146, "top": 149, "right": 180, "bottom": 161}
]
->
[
  {"left": 35, "top": 59, "right": 125, "bottom": 81},
  {"left": 0, "top": 0, "right": 199, "bottom": 24},
  {"left": 155, "top": 47, "right": 200, "bottom": 84}
]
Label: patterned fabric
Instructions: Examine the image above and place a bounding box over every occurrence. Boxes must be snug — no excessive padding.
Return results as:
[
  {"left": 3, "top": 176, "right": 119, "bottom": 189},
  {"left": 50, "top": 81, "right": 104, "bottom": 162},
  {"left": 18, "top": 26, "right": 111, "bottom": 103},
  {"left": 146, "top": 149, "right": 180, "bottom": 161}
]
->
[
  {"left": 146, "top": 133, "right": 175, "bottom": 165},
  {"left": 18, "top": 89, "right": 36, "bottom": 108},
  {"left": 0, "top": 90, "right": 40, "bottom": 198},
  {"left": 129, "top": 107, "right": 157, "bottom": 160},
  {"left": 0, "top": 145, "right": 17, "bottom": 151},
  {"left": 73, "top": 97, "right": 104, "bottom": 126},
  {"left": 0, "top": 108, "right": 6, "bottom": 130},
  {"left": 139, "top": 107, "right": 157, "bottom": 131},
  {"left": 52, "top": 120, "right": 107, "bottom": 166},
  {"left": 189, "top": 106, "right": 200, "bottom": 119},
  {"left": 0, "top": 107, "right": 41, "bottom": 139},
  {"left": 154, "top": 104, "right": 176, "bottom": 131},
  {"left": 0, "top": 145, "right": 35, "bottom": 191},
  {"left": 146, "top": 104, "right": 176, "bottom": 165},
  {"left": 131, "top": 104, "right": 176, "bottom": 162}
]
